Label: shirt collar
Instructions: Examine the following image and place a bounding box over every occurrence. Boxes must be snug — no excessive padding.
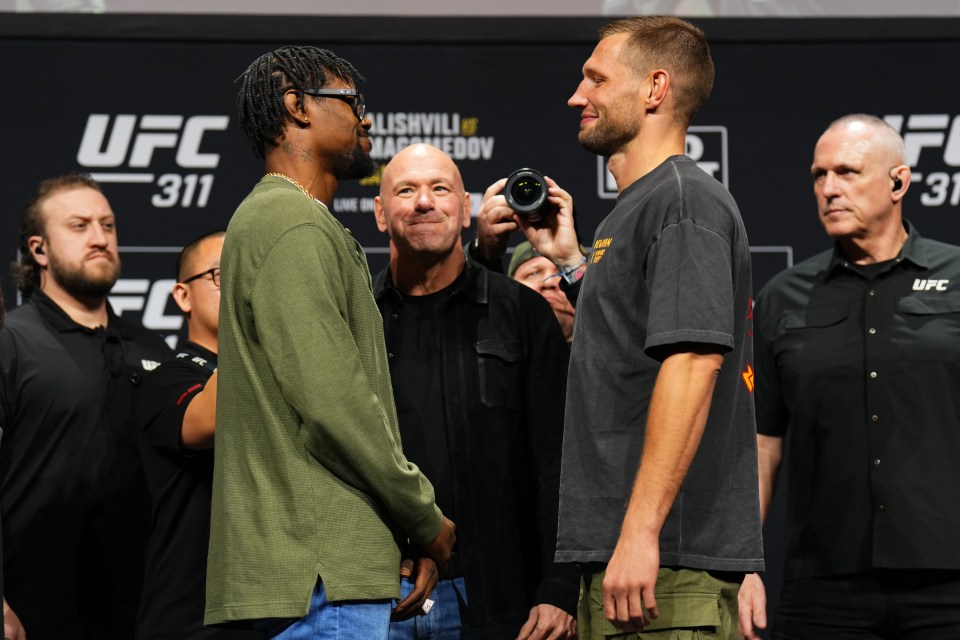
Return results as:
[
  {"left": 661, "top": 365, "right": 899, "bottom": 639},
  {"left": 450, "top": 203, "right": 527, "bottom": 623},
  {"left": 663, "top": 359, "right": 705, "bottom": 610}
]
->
[
  {"left": 825, "top": 220, "right": 928, "bottom": 279},
  {"left": 29, "top": 289, "right": 129, "bottom": 337},
  {"left": 373, "top": 257, "right": 488, "bottom": 305}
]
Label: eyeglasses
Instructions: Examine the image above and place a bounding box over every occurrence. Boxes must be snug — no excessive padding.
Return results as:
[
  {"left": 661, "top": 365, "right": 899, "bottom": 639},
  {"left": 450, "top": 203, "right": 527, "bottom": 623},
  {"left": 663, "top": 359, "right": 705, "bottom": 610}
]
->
[
  {"left": 301, "top": 88, "right": 366, "bottom": 121},
  {"left": 180, "top": 267, "right": 220, "bottom": 288}
]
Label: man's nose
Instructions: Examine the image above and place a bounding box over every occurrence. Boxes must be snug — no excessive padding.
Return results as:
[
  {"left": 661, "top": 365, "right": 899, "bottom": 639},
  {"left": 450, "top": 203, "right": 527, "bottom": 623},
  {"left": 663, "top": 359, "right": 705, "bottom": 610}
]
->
[
  {"left": 90, "top": 222, "right": 110, "bottom": 246},
  {"left": 820, "top": 172, "right": 840, "bottom": 197},
  {"left": 415, "top": 189, "right": 434, "bottom": 211},
  {"left": 568, "top": 84, "right": 588, "bottom": 108}
]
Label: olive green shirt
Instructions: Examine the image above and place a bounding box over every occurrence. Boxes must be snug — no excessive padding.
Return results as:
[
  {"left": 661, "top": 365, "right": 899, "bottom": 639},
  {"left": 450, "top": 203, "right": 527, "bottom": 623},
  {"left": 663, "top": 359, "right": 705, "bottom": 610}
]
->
[{"left": 205, "top": 176, "right": 443, "bottom": 625}]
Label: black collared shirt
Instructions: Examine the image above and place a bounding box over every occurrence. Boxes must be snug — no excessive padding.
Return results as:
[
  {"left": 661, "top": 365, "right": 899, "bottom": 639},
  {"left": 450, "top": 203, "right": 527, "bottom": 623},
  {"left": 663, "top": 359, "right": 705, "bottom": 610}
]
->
[
  {"left": 755, "top": 222, "right": 960, "bottom": 579},
  {"left": 0, "top": 291, "right": 172, "bottom": 638}
]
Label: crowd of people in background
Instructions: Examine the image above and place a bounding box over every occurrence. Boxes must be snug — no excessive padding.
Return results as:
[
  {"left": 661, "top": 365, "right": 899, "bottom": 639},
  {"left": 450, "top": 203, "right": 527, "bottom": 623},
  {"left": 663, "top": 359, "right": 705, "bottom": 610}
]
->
[{"left": 2, "top": 13, "right": 960, "bottom": 640}]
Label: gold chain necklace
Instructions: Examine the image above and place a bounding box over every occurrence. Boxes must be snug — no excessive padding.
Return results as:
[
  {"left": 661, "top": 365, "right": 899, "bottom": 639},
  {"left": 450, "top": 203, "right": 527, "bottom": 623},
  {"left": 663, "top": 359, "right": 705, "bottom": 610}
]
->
[{"left": 265, "top": 172, "right": 320, "bottom": 203}]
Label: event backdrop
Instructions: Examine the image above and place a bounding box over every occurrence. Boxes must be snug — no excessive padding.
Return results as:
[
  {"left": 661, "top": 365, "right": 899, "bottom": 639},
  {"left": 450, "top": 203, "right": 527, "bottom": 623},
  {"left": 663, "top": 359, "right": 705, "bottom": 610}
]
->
[{"left": 3, "top": 18, "right": 960, "bottom": 635}]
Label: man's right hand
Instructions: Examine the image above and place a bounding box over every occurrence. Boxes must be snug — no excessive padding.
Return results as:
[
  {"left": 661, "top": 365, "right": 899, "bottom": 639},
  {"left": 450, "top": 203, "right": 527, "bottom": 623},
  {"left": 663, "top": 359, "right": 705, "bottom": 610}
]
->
[
  {"left": 474, "top": 178, "right": 519, "bottom": 263},
  {"left": 737, "top": 572, "right": 768, "bottom": 640},
  {"left": 422, "top": 516, "right": 456, "bottom": 575}
]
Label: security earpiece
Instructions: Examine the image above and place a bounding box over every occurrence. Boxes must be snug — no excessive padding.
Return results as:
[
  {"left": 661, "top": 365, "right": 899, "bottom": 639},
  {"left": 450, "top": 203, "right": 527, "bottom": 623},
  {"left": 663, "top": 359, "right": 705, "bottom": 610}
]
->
[
  {"left": 892, "top": 176, "right": 903, "bottom": 192},
  {"left": 35, "top": 244, "right": 44, "bottom": 255}
]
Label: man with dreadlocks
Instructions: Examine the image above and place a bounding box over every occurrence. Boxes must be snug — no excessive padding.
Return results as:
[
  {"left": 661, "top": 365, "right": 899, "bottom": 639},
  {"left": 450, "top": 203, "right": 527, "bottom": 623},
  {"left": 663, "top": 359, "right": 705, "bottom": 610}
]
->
[{"left": 204, "top": 46, "right": 455, "bottom": 639}]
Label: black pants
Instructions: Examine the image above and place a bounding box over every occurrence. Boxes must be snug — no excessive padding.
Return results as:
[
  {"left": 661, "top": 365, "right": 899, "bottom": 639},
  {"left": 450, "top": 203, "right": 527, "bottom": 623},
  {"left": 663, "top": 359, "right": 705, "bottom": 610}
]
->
[{"left": 774, "top": 570, "right": 960, "bottom": 639}]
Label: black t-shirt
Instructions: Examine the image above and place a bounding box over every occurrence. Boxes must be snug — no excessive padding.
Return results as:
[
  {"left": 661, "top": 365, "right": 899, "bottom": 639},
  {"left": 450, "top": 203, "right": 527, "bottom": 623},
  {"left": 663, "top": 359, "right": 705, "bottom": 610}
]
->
[
  {"left": 383, "top": 276, "right": 463, "bottom": 523},
  {"left": 135, "top": 342, "right": 263, "bottom": 640},
  {"left": 555, "top": 155, "right": 764, "bottom": 572},
  {"left": 0, "top": 291, "right": 172, "bottom": 639}
]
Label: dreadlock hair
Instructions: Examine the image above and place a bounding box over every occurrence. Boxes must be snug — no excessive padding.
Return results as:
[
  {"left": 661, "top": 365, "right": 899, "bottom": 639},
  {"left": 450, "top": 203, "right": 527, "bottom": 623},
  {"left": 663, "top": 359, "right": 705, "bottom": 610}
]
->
[
  {"left": 13, "top": 172, "right": 103, "bottom": 299},
  {"left": 236, "top": 45, "right": 365, "bottom": 160},
  {"left": 176, "top": 229, "right": 226, "bottom": 281}
]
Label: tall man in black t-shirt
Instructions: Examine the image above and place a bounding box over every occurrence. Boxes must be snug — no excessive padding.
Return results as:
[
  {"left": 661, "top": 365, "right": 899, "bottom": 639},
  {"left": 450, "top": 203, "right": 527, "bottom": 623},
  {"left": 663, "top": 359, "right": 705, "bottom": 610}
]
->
[
  {"left": 372, "top": 143, "right": 578, "bottom": 640},
  {"left": 0, "top": 173, "right": 172, "bottom": 639},
  {"left": 517, "top": 17, "right": 763, "bottom": 639},
  {"left": 134, "top": 231, "right": 262, "bottom": 640},
  {"left": 740, "top": 115, "right": 960, "bottom": 639}
]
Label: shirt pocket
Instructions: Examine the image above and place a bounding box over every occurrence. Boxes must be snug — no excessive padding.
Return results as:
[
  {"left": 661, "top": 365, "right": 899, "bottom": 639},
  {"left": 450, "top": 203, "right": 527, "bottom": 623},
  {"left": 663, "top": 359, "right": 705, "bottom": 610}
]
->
[
  {"left": 475, "top": 338, "right": 523, "bottom": 410},
  {"left": 896, "top": 294, "right": 960, "bottom": 362},
  {"left": 774, "top": 303, "right": 852, "bottom": 375}
]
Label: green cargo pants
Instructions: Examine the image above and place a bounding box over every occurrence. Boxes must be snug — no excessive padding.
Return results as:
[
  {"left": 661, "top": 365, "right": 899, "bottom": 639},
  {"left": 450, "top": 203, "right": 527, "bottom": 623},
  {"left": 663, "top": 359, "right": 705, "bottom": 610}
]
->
[{"left": 579, "top": 564, "right": 741, "bottom": 640}]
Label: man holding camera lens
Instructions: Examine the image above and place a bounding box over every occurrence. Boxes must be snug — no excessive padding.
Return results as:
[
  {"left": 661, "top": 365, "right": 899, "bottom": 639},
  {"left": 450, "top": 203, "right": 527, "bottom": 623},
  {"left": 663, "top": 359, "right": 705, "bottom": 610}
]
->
[
  {"left": 373, "top": 143, "right": 578, "bottom": 640},
  {"left": 468, "top": 172, "right": 584, "bottom": 345},
  {"left": 518, "top": 17, "right": 764, "bottom": 638}
]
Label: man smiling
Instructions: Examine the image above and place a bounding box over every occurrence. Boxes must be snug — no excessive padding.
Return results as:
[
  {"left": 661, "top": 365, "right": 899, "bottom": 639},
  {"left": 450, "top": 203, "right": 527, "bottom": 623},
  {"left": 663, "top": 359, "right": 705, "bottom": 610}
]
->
[{"left": 373, "top": 144, "right": 577, "bottom": 640}]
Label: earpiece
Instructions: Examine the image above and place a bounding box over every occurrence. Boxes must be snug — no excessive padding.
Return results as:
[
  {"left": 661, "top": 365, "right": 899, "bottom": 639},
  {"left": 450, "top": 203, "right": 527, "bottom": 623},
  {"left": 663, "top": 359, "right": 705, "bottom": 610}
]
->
[
  {"left": 35, "top": 244, "right": 44, "bottom": 255},
  {"left": 893, "top": 176, "right": 903, "bottom": 192}
]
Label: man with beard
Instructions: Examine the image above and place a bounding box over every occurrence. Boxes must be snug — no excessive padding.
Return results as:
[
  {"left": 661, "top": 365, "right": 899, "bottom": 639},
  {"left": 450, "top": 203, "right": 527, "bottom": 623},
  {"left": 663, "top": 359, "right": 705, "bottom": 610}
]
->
[
  {"left": 517, "top": 17, "right": 763, "bottom": 638},
  {"left": 205, "top": 47, "right": 455, "bottom": 639},
  {"left": 0, "top": 173, "right": 172, "bottom": 639}
]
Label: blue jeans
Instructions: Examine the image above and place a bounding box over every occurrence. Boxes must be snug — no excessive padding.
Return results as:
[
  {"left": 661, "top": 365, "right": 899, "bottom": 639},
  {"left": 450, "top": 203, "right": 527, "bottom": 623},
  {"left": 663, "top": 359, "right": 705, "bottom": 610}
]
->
[
  {"left": 388, "top": 576, "right": 467, "bottom": 640},
  {"left": 255, "top": 579, "right": 392, "bottom": 640}
]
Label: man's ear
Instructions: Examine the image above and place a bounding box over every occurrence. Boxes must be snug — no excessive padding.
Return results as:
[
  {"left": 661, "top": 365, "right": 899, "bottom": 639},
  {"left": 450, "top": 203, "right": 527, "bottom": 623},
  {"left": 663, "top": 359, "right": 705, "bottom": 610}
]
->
[
  {"left": 27, "top": 236, "right": 48, "bottom": 267},
  {"left": 646, "top": 69, "right": 670, "bottom": 109},
  {"left": 373, "top": 195, "right": 390, "bottom": 234},
  {"left": 171, "top": 282, "right": 192, "bottom": 315},
  {"left": 283, "top": 89, "right": 310, "bottom": 127},
  {"left": 461, "top": 192, "right": 472, "bottom": 230}
]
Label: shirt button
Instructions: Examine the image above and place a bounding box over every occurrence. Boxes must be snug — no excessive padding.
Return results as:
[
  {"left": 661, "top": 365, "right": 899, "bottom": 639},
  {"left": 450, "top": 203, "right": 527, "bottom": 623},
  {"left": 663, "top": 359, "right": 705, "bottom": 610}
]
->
[
  {"left": 388, "top": 352, "right": 394, "bottom": 359},
  {"left": 869, "top": 371, "right": 878, "bottom": 379},
  {"left": 878, "top": 504, "right": 885, "bottom": 511},
  {"left": 872, "top": 414, "right": 879, "bottom": 423},
  {"left": 869, "top": 290, "right": 876, "bottom": 296},
  {"left": 868, "top": 328, "right": 876, "bottom": 335},
  {"left": 392, "top": 313, "right": 399, "bottom": 319},
  {"left": 873, "top": 458, "right": 881, "bottom": 466}
]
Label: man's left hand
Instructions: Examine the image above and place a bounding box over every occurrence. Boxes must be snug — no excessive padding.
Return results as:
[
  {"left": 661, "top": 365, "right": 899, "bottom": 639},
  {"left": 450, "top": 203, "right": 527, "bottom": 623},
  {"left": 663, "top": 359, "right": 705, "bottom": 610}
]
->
[
  {"left": 602, "top": 531, "right": 660, "bottom": 631},
  {"left": 515, "top": 604, "right": 576, "bottom": 640},
  {"left": 391, "top": 557, "right": 439, "bottom": 621}
]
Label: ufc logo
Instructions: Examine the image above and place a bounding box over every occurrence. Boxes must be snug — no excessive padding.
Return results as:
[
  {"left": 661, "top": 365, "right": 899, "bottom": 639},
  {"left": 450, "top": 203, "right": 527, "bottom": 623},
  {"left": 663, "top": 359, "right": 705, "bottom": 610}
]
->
[
  {"left": 77, "top": 114, "right": 229, "bottom": 168},
  {"left": 885, "top": 114, "right": 960, "bottom": 167},
  {"left": 912, "top": 279, "right": 949, "bottom": 292}
]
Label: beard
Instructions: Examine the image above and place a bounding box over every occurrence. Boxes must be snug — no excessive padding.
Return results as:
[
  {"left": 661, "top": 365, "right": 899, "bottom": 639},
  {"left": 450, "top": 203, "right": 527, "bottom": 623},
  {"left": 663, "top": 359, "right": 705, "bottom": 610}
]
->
[
  {"left": 578, "top": 99, "right": 641, "bottom": 157},
  {"left": 334, "top": 141, "right": 378, "bottom": 181},
  {"left": 48, "top": 251, "right": 121, "bottom": 300}
]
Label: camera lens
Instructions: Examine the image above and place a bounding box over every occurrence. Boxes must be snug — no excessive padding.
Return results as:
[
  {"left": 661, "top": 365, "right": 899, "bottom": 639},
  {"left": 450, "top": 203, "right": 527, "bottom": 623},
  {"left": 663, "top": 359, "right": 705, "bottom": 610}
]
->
[{"left": 505, "top": 168, "right": 547, "bottom": 216}]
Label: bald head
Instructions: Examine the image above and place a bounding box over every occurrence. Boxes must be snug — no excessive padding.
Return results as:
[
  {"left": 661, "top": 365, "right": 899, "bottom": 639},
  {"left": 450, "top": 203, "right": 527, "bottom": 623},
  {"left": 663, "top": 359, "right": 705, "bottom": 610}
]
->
[
  {"left": 811, "top": 114, "right": 911, "bottom": 255},
  {"left": 380, "top": 143, "right": 466, "bottom": 197},
  {"left": 819, "top": 114, "right": 906, "bottom": 167},
  {"left": 374, "top": 144, "right": 472, "bottom": 274}
]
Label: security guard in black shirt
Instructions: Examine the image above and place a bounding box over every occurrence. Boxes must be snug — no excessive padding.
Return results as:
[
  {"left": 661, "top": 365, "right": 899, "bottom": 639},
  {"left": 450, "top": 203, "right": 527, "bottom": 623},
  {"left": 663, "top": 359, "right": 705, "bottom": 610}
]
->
[
  {"left": 740, "top": 115, "right": 960, "bottom": 639},
  {"left": 0, "top": 174, "right": 171, "bottom": 640}
]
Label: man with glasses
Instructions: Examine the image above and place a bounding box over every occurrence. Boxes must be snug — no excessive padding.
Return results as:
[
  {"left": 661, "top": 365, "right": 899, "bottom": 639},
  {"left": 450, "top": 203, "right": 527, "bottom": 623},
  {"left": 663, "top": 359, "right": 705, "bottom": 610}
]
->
[
  {"left": 135, "top": 231, "right": 261, "bottom": 640},
  {"left": 0, "top": 173, "right": 172, "bottom": 639},
  {"left": 205, "top": 46, "right": 455, "bottom": 639}
]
